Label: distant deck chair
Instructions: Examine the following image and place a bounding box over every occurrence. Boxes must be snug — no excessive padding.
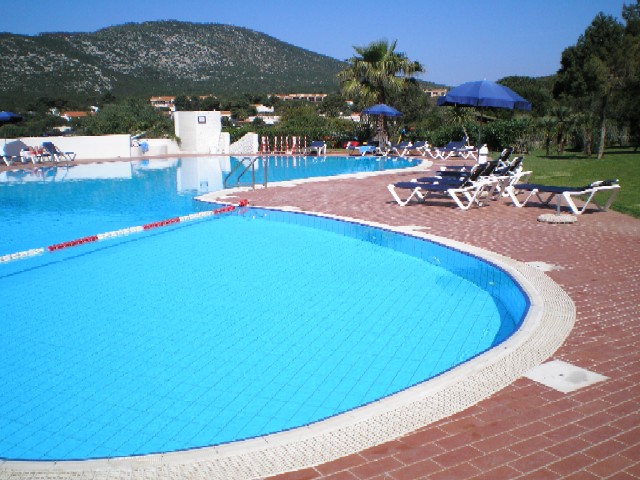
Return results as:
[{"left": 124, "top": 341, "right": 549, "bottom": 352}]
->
[
  {"left": 409, "top": 141, "right": 444, "bottom": 159},
  {"left": 306, "top": 141, "right": 326, "bottom": 155},
  {"left": 373, "top": 140, "right": 390, "bottom": 156},
  {"left": 389, "top": 141, "right": 413, "bottom": 157},
  {"left": 358, "top": 141, "right": 381, "bottom": 156},
  {"left": 42, "top": 141, "right": 76, "bottom": 163},
  {"left": 505, "top": 179, "right": 620, "bottom": 215},
  {"left": 407, "top": 141, "right": 430, "bottom": 156},
  {"left": 434, "top": 136, "right": 470, "bottom": 160},
  {"left": 346, "top": 141, "right": 359, "bottom": 155}
]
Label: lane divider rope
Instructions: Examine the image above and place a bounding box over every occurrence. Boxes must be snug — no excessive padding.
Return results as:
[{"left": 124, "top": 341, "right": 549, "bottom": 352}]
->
[{"left": 0, "top": 200, "right": 249, "bottom": 264}]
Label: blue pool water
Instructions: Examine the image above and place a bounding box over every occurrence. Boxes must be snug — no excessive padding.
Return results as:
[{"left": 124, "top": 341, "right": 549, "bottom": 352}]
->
[
  {"left": 0, "top": 155, "right": 420, "bottom": 256},
  {"left": 225, "top": 154, "right": 421, "bottom": 186},
  {"left": 0, "top": 158, "right": 528, "bottom": 461}
]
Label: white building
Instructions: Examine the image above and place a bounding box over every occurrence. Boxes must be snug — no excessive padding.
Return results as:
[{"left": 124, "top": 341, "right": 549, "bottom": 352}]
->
[
  {"left": 173, "top": 111, "right": 229, "bottom": 154},
  {"left": 253, "top": 104, "right": 274, "bottom": 114}
]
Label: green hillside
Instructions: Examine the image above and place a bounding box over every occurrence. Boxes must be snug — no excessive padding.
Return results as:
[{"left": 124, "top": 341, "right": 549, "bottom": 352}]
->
[{"left": 0, "top": 21, "right": 346, "bottom": 102}]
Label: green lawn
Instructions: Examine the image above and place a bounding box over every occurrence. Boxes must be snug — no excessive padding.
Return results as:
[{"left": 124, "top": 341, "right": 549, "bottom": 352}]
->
[{"left": 519, "top": 148, "right": 640, "bottom": 218}]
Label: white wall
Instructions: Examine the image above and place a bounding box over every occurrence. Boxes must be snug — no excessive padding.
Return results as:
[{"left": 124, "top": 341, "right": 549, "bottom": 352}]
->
[
  {"left": 219, "top": 132, "right": 230, "bottom": 154},
  {"left": 6, "top": 134, "right": 132, "bottom": 160},
  {"left": 4, "top": 112, "right": 229, "bottom": 160},
  {"left": 229, "top": 133, "right": 259, "bottom": 155}
]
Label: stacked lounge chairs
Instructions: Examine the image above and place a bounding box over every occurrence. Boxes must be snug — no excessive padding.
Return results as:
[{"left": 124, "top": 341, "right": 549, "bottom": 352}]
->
[
  {"left": 387, "top": 144, "right": 620, "bottom": 215},
  {"left": 387, "top": 161, "right": 501, "bottom": 210}
]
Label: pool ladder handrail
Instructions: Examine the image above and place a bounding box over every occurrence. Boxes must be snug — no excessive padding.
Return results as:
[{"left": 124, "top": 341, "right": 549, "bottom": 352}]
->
[{"left": 224, "top": 156, "right": 268, "bottom": 190}]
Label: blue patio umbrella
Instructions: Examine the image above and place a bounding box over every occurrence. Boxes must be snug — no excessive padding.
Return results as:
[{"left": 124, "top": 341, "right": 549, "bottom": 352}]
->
[
  {"left": 436, "top": 80, "right": 531, "bottom": 110},
  {"left": 437, "top": 80, "right": 531, "bottom": 144},
  {"left": 361, "top": 104, "right": 402, "bottom": 117},
  {"left": 0, "top": 111, "right": 23, "bottom": 125},
  {"left": 1, "top": 111, "right": 23, "bottom": 143},
  {"left": 361, "top": 104, "right": 402, "bottom": 144}
]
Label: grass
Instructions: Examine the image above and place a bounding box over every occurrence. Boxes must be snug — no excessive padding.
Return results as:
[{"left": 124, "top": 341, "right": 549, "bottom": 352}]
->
[{"left": 520, "top": 147, "right": 640, "bottom": 218}]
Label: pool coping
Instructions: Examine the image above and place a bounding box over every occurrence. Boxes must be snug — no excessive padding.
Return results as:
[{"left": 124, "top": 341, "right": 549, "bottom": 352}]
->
[{"left": 0, "top": 208, "right": 576, "bottom": 479}]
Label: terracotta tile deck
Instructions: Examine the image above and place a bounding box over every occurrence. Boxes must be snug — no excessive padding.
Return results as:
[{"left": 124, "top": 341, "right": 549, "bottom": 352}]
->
[{"left": 220, "top": 159, "right": 640, "bottom": 479}]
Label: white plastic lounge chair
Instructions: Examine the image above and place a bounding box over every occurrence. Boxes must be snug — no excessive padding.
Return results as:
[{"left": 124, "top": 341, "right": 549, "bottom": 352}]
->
[
  {"left": 19, "top": 147, "right": 47, "bottom": 164},
  {"left": 387, "top": 178, "right": 497, "bottom": 210},
  {"left": 389, "top": 141, "right": 413, "bottom": 157},
  {"left": 356, "top": 145, "right": 376, "bottom": 156},
  {"left": 306, "top": 141, "right": 327, "bottom": 155},
  {"left": 2, "top": 142, "right": 27, "bottom": 165},
  {"left": 495, "top": 147, "right": 514, "bottom": 168},
  {"left": 410, "top": 141, "right": 444, "bottom": 159},
  {"left": 434, "top": 136, "right": 470, "bottom": 160},
  {"left": 1, "top": 149, "right": 16, "bottom": 166},
  {"left": 42, "top": 141, "right": 76, "bottom": 162},
  {"left": 375, "top": 141, "right": 390, "bottom": 156},
  {"left": 407, "top": 141, "right": 428, "bottom": 156},
  {"left": 505, "top": 179, "right": 620, "bottom": 215},
  {"left": 346, "top": 141, "right": 360, "bottom": 155},
  {"left": 459, "top": 146, "right": 478, "bottom": 161}
]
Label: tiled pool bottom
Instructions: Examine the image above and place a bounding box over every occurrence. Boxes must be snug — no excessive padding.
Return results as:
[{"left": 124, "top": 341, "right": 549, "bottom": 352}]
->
[{"left": 0, "top": 210, "right": 575, "bottom": 479}]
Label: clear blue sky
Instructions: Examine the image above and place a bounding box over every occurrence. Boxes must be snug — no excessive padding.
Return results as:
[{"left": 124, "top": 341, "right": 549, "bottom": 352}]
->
[{"left": 0, "top": 0, "right": 629, "bottom": 86}]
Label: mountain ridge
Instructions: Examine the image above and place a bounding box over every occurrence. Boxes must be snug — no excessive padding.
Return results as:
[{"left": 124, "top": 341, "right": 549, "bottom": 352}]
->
[{"left": 0, "top": 21, "right": 347, "bottom": 101}]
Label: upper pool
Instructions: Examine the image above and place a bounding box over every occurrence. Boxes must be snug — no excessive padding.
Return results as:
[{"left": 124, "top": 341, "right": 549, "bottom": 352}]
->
[
  {"left": 0, "top": 155, "right": 421, "bottom": 256},
  {"left": 224, "top": 154, "right": 421, "bottom": 186}
]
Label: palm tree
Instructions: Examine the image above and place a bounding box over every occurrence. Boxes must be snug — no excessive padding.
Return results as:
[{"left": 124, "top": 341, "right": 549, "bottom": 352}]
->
[
  {"left": 445, "top": 106, "right": 472, "bottom": 144},
  {"left": 338, "top": 40, "right": 424, "bottom": 105}
]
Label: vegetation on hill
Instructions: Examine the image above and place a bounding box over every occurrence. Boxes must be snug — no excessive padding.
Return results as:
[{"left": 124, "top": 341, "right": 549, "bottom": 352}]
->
[{"left": 0, "top": 21, "right": 345, "bottom": 106}]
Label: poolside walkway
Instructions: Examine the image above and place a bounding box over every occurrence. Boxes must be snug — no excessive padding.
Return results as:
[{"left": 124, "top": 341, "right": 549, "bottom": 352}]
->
[{"left": 225, "top": 161, "right": 640, "bottom": 479}]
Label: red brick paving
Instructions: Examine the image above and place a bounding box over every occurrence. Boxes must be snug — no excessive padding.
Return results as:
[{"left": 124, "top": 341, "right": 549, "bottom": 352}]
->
[{"left": 229, "top": 158, "right": 640, "bottom": 479}]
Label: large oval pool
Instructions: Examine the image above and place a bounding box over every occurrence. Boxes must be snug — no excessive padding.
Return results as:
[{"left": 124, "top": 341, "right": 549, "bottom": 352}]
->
[{"left": 0, "top": 207, "right": 528, "bottom": 461}]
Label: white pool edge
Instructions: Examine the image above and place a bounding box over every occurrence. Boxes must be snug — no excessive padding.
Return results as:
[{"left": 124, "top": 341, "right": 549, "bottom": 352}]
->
[{"left": 0, "top": 209, "right": 576, "bottom": 480}]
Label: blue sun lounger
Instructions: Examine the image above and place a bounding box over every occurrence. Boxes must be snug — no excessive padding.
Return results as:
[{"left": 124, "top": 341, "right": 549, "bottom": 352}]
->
[
  {"left": 42, "top": 142, "right": 76, "bottom": 163},
  {"left": 305, "top": 141, "right": 326, "bottom": 155},
  {"left": 389, "top": 141, "right": 413, "bottom": 157},
  {"left": 505, "top": 179, "right": 620, "bottom": 215},
  {"left": 433, "top": 136, "right": 473, "bottom": 160}
]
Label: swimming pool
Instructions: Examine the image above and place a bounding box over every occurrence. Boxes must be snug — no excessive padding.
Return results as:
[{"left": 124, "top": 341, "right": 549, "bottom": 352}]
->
[
  {"left": 0, "top": 157, "right": 529, "bottom": 462},
  {"left": 0, "top": 155, "right": 421, "bottom": 256}
]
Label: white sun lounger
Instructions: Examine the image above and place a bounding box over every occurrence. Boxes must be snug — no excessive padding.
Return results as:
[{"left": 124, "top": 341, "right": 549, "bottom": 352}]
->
[{"left": 505, "top": 180, "right": 620, "bottom": 215}]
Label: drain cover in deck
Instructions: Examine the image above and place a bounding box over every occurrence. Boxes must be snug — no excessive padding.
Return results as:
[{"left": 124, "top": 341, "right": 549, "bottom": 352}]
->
[{"left": 524, "top": 360, "right": 609, "bottom": 393}]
